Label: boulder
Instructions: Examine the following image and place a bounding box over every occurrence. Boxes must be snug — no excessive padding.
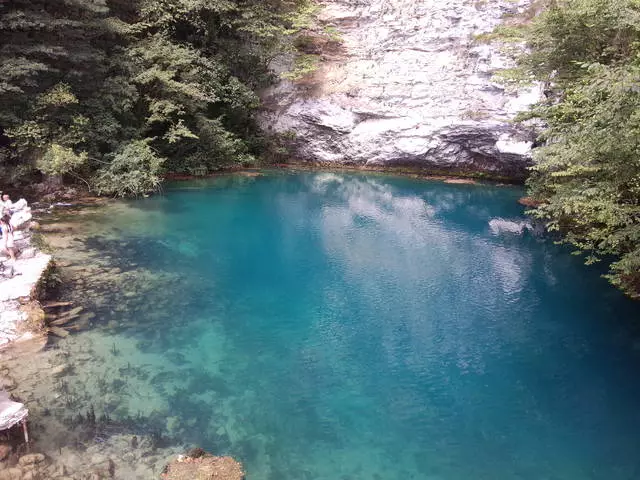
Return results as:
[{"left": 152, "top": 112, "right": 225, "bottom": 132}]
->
[
  {"left": 162, "top": 453, "right": 244, "bottom": 480},
  {"left": 9, "top": 209, "right": 32, "bottom": 231},
  {"left": 51, "top": 364, "right": 70, "bottom": 377},
  {"left": 21, "top": 470, "right": 41, "bottom": 480},
  {"left": 488, "top": 218, "right": 532, "bottom": 235},
  {"left": 18, "top": 453, "right": 46, "bottom": 467},
  {"left": 48, "top": 326, "right": 70, "bottom": 338},
  {"left": 19, "top": 248, "right": 37, "bottom": 260}
]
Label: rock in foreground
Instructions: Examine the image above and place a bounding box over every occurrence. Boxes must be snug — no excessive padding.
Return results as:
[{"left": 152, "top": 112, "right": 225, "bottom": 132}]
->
[{"left": 162, "top": 452, "right": 244, "bottom": 480}]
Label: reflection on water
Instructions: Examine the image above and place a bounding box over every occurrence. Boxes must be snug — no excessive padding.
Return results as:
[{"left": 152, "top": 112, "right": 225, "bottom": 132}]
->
[{"left": 5, "top": 171, "right": 640, "bottom": 479}]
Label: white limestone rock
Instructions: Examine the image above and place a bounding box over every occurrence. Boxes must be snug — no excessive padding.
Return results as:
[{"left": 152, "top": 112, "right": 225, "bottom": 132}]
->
[
  {"left": 489, "top": 218, "right": 532, "bottom": 235},
  {"left": 10, "top": 209, "right": 32, "bottom": 230},
  {"left": 0, "top": 252, "right": 52, "bottom": 347},
  {"left": 261, "top": 0, "right": 542, "bottom": 178}
]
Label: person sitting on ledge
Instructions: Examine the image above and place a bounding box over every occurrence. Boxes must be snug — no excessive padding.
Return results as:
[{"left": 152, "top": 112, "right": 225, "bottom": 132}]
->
[{"left": 0, "top": 193, "right": 12, "bottom": 216}]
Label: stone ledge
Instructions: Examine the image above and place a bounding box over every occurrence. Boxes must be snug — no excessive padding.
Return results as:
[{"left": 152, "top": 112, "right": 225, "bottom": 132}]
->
[{"left": 0, "top": 253, "right": 52, "bottom": 348}]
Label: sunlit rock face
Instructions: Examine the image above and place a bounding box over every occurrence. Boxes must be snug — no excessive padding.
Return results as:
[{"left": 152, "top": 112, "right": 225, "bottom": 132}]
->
[{"left": 261, "top": 0, "right": 541, "bottom": 179}]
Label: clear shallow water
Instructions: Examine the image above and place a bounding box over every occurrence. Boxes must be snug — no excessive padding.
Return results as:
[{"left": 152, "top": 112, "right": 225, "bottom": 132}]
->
[{"left": 46, "top": 172, "right": 640, "bottom": 479}]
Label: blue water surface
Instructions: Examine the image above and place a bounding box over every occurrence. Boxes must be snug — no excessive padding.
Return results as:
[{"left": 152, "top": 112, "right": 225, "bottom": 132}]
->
[{"left": 71, "top": 172, "right": 640, "bottom": 479}]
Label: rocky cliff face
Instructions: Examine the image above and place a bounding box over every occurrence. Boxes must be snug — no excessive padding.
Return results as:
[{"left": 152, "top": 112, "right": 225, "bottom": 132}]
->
[{"left": 261, "top": 0, "right": 541, "bottom": 179}]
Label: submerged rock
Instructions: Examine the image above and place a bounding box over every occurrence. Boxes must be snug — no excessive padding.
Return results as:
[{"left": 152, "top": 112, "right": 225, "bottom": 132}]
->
[
  {"left": 261, "top": 0, "right": 542, "bottom": 179},
  {"left": 18, "top": 453, "right": 46, "bottom": 467},
  {"left": 488, "top": 218, "right": 532, "bottom": 235}
]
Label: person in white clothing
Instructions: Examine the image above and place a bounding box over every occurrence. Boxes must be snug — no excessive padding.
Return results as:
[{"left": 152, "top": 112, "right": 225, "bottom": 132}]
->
[
  {"left": 1, "top": 214, "right": 16, "bottom": 262},
  {"left": 1, "top": 193, "right": 13, "bottom": 216}
]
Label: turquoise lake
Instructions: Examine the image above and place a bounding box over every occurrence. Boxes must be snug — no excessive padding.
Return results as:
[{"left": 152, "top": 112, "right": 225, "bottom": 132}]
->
[{"left": 45, "top": 171, "right": 640, "bottom": 479}]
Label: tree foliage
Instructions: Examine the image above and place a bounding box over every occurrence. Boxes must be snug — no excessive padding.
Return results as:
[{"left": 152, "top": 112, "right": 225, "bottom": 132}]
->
[
  {"left": 518, "top": 0, "right": 640, "bottom": 298},
  {"left": 94, "top": 140, "right": 165, "bottom": 197},
  {"left": 0, "top": 0, "right": 314, "bottom": 195}
]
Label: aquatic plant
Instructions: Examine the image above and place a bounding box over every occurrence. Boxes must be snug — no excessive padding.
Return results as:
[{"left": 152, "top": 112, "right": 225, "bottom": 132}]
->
[
  {"left": 95, "top": 375, "right": 109, "bottom": 396},
  {"left": 97, "top": 412, "right": 111, "bottom": 424},
  {"left": 56, "top": 379, "right": 69, "bottom": 394},
  {"left": 86, "top": 405, "right": 96, "bottom": 426},
  {"left": 30, "top": 231, "right": 53, "bottom": 253},
  {"left": 63, "top": 394, "right": 78, "bottom": 408},
  {"left": 34, "top": 260, "right": 62, "bottom": 300},
  {"left": 110, "top": 379, "right": 126, "bottom": 394},
  {"left": 149, "top": 429, "right": 166, "bottom": 450}
]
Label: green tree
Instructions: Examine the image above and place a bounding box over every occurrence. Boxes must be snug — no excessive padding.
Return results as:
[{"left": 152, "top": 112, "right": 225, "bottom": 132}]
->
[
  {"left": 0, "top": 0, "right": 134, "bottom": 181},
  {"left": 0, "top": 0, "right": 317, "bottom": 194},
  {"left": 94, "top": 140, "right": 165, "bottom": 197},
  {"left": 519, "top": 0, "right": 640, "bottom": 298}
]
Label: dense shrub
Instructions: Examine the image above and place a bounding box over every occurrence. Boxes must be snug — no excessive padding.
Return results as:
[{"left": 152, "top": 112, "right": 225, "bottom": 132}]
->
[
  {"left": 517, "top": 0, "right": 640, "bottom": 297},
  {"left": 0, "top": 0, "right": 316, "bottom": 195}
]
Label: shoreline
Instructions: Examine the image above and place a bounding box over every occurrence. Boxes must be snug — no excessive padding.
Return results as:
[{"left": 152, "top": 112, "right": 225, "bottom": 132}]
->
[
  {"left": 0, "top": 228, "right": 52, "bottom": 350},
  {"left": 270, "top": 162, "right": 524, "bottom": 184},
  {"left": 162, "top": 163, "right": 524, "bottom": 187},
  {"left": 1, "top": 199, "right": 247, "bottom": 479}
]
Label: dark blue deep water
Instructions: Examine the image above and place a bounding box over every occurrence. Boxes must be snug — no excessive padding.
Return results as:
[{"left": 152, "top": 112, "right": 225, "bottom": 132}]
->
[{"left": 64, "top": 172, "right": 640, "bottom": 479}]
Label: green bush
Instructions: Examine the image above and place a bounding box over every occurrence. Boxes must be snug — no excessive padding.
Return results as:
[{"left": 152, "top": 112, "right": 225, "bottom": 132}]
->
[
  {"left": 517, "top": 0, "right": 640, "bottom": 298},
  {"left": 0, "top": 0, "right": 315, "bottom": 191},
  {"left": 37, "top": 144, "right": 88, "bottom": 176},
  {"left": 94, "top": 141, "right": 165, "bottom": 197}
]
